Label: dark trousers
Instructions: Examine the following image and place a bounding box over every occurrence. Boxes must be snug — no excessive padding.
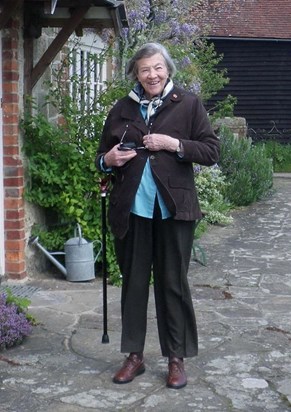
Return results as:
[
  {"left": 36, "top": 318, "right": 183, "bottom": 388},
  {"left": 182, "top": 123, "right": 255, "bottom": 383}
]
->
[{"left": 114, "top": 213, "right": 198, "bottom": 358}]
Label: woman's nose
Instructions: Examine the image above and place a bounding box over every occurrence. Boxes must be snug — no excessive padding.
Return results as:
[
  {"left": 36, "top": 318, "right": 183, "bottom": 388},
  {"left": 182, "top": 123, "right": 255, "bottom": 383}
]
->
[{"left": 148, "top": 68, "right": 157, "bottom": 77}]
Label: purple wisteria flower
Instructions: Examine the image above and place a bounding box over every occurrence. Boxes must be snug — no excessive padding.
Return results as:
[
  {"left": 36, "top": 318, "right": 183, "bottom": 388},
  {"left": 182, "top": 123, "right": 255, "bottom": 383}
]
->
[
  {"left": 127, "top": 1, "right": 151, "bottom": 31},
  {"left": 180, "top": 23, "right": 196, "bottom": 37},
  {"left": 179, "top": 56, "right": 191, "bottom": 68},
  {"left": 169, "top": 19, "right": 181, "bottom": 37},
  {"left": 121, "top": 27, "right": 129, "bottom": 40},
  {"left": 0, "top": 292, "right": 33, "bottom": 350},
  {"left": 100, "top": 28, "right": 114, "bottom": 44},
  {"left": 188, "top": 82, "right": 202, "bottom": 95},
  {"left": 154, "top": 10, "right": 167, "bottom": 24}
]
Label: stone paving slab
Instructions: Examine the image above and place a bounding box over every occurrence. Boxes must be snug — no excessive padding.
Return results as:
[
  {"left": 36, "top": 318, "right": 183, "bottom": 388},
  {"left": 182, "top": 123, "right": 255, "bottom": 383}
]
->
[{"left": 0, "top": 176, "right": 291, "bottom": 411}]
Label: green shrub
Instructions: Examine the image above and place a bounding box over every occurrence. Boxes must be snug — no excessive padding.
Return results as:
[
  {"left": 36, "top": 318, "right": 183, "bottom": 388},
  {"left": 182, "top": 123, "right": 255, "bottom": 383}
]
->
[
  {"left": 22, "top": 111, "right": 120, "bottom": 283},
  {"left": 258, "top": 141, "right": 291, "bottom": 173},
  {"left": 219, "top": 126, "right": 273, "bottom": 206},
  {"left": 194, "top": 164, "right": 233, "bottom": 230},
  {"left": 209, "top": 95, "right": 237, "bottom": 121}
]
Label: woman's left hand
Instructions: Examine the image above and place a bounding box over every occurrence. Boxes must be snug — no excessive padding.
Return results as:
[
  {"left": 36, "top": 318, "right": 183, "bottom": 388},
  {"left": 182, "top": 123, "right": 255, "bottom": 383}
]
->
[{"left": 142, "top": 133, "right": 180, "bottom": 152}]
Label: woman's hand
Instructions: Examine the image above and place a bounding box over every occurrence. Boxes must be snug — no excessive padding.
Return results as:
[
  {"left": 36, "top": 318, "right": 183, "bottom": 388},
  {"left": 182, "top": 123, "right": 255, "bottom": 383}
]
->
[
  {"left": 142, "top": 133, "right": 179, "bottom": 152},
  {"left": 104, "top": 144, "right": 137, "bottom": 167}
]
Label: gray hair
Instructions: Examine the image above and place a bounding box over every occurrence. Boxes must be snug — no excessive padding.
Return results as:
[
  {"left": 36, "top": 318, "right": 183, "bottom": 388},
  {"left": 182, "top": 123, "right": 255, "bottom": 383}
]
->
[{"left": 126, "top": 42, "right": 177, "bottom": 81}]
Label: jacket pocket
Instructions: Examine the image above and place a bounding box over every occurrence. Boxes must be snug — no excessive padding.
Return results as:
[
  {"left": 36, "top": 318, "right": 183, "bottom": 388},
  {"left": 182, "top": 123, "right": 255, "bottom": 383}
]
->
[
  {"left": 167, "top": 176, "right": 194, "bottom": 212},
  {"left": 168, "top": 175, "right": 192, "bottom": 190}
]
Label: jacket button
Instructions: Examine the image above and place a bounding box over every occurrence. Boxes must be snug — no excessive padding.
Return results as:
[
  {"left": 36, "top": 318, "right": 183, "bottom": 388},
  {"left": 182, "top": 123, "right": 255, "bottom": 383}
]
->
[{"left": 150, "top": 155, "right": 155, "bottom": 160}]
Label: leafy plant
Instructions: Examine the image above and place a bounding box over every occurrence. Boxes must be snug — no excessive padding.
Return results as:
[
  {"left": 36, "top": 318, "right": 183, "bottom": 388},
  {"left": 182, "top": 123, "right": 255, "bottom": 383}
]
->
[
  {"left": 194, "top": 164, "right": 233, "bottom": 230},
  {"left": 0, "top": 289, "right": 34, "bottom": 351},
  {"left": 258, "top": 140, "right": 291, "bottom": 173},
  {"left": 219, "top": 126, "right": 273, "bottom": 206},
  {"left": 209, "top": 94, "right": 237, "bottom": 121},
  {"left": 22, "top": 109, "right": 118, "bottom": 279}
]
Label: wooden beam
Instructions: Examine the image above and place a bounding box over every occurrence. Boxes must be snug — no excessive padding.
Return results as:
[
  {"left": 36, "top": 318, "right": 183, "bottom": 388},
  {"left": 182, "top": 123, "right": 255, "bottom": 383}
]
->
[
  {"left": 30, "top": 6, "right": 90, "bottom": 89},
  {"left": 0, "top": 0, "right": 23, "bottom": 30},
  {"left": 40, "top": 17, "right": 113, "bottom": 28},
  {"left": 23, "top": 36, "right": 34, "bottom": 97}
]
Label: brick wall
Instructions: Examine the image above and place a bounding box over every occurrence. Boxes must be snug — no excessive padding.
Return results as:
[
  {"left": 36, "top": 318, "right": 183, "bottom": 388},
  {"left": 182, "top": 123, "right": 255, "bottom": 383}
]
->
[{"left": 2, "top": 17, "right": 26, "bottom": 279}]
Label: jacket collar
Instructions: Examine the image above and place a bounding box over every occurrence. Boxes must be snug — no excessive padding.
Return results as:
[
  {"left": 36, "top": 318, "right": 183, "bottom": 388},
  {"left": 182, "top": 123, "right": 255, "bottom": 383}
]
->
[{"left": 120, "top": 85, "right": 183, "bottom": 122}]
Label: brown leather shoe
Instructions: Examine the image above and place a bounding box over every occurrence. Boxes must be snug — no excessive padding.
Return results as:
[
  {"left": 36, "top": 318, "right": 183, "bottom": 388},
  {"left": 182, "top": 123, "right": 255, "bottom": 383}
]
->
[
  {"left": 166, "top": 357, "right": 187, "bottom": 389},
  {"left": 113, "top": 353, "right": 145, "bottom": 384}
]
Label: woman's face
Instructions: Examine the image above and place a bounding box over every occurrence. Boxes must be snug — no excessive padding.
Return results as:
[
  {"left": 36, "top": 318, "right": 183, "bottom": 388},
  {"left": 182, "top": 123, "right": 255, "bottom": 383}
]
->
[{"left": 136, "top": 53, "right": 169, "bottom": 99}]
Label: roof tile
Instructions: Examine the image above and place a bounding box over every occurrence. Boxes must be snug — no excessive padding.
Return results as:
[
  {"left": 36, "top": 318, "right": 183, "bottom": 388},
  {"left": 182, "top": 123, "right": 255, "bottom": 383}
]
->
[{"left": 192, "top": 0, "right": 291, "bottom": 39}]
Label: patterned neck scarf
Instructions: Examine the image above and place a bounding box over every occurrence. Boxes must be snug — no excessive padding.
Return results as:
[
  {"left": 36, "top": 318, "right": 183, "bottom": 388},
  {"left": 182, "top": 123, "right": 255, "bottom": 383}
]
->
[{"left": 128, "top": 79, "right": 174, "bottom": 125}]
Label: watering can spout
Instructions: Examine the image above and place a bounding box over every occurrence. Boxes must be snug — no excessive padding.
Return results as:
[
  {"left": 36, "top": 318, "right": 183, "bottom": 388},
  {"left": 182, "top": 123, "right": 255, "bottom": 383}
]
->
[{"left": 29, "top": 236, "right": 67, "bottom": 276}]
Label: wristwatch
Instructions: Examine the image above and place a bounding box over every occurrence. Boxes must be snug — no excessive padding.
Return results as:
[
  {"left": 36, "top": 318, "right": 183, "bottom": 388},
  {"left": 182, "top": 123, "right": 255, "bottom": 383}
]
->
[
  {"left": 176, "top": 140, "right": 182, "bottom": 153},
  {"left": 176, "top": 140, "right": 184, "bottom": 158}
]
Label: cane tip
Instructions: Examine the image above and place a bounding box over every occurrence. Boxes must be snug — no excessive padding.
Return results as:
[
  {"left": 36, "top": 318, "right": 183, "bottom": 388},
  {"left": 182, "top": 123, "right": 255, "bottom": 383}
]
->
[{"left": 102, "top": 334, "right": 109, "bottom": 344}]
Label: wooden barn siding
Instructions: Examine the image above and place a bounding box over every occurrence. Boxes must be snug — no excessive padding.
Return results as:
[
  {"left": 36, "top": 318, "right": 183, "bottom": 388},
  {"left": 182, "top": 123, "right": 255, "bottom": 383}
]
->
[{"left": 205, "top": 39, "right": 291, "bottom": 141}]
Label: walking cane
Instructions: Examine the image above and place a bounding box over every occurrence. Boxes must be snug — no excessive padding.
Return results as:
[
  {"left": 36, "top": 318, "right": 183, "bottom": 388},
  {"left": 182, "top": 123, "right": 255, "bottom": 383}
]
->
[{"left": 100, "top": 178, "right": 110, "bottom": 343}]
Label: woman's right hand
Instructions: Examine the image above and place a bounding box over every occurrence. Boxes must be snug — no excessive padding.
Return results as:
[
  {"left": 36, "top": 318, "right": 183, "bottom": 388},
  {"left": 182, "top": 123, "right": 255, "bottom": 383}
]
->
[{"left": 103, "top": 144, "right": 137, "bottom": 167}]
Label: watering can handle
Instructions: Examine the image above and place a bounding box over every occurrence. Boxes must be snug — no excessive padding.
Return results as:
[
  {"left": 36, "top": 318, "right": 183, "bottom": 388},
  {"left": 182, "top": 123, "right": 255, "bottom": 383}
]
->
[
  {"left": 74, "top": 223, "right": 82, "bottom": 244},
  {"left": 93, "top": 239, "right": 103, "bottom": 262}
]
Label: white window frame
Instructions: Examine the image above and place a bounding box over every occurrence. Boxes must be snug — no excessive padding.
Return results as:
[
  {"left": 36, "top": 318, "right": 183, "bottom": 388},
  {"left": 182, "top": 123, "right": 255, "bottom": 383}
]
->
[{"left": 69, "top": 33, "right": 108, "bottom": 113}]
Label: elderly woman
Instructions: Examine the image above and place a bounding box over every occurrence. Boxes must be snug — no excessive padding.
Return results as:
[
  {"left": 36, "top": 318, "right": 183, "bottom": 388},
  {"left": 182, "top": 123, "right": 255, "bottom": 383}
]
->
[{"left": 96, "top": 42, "right": 219, "bottom": 389}]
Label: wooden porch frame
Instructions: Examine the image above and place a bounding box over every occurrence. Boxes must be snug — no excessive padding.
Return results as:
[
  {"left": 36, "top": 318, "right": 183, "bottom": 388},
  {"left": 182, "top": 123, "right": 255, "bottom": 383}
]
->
[
  {"left": 24, "top": 6, "right": 90, "bottom": 94},
  {"left": 1, "top": 0, "right": 127, "bottom": 95}
]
